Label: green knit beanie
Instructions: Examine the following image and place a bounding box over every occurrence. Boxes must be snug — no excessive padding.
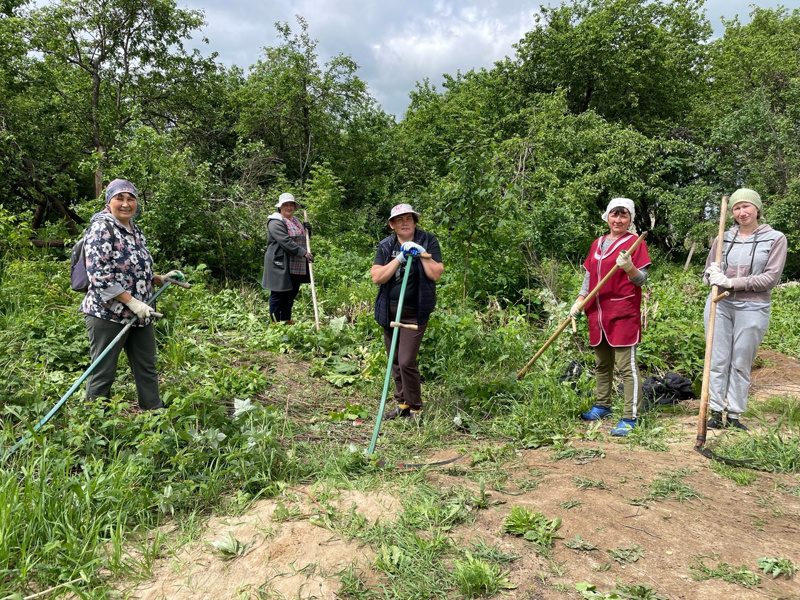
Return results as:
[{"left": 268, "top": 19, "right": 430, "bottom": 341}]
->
[{"left": 730, "top": 188, "right": 762, "bottom": 212}]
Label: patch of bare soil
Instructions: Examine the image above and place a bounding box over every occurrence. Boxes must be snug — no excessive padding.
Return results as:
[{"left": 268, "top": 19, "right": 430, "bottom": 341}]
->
[{"left": 121, "top": 352, "right": 800, "bottom": 600}]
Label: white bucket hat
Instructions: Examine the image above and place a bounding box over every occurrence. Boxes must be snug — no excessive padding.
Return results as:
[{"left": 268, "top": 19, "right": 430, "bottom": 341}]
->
[
  {"left": 389, "top": 203, "right": 419, "bottom": 220},
  {"left": 602, "top": 197, "right": 635, "bottom": 221},
  {"left": 275, "top": 192, "right": 298, "bottom": 209}
]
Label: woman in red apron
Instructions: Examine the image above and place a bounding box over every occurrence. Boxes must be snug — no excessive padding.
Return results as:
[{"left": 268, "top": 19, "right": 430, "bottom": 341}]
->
[{"left": 569, "top": 198, "right": 651, "bottom": 435}]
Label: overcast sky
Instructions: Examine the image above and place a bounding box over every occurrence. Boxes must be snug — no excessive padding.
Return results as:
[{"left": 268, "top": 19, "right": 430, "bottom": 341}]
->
[{"left": 180, "top": 0, "right": 786, "bottom": 118}]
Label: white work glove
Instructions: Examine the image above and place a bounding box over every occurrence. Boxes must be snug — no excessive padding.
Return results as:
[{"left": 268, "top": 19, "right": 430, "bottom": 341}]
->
[
  {"left": 709, "top": 269, "right": 732, "bottom": 288},
  {"left": 615, "top": 250, "right": 634, "bottom": 272},
  {"left": 705, "top": 262, "right": 721, "bottom": 278},
  {"left": 401, "top": 241, "right": 426, "bottom": 257},
  {"left": 125, "top": 297, "right": 156, "bottom": 320},
  {"left": 569, "top": 299, "right": 583, "bottom": 319}
]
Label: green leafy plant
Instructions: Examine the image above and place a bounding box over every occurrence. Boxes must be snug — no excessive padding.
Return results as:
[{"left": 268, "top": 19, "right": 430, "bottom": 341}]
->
[
  {"left": 452, "top": 552, "right": 517, "bottom": 597},
  {"left": 690, "top": 554, "right": 761, "bottom": 588},
  {"left": 574, "top": 476, "right": 606, "bottom": 490},
  {"left": 210, "top": 531, "right": 255, "bottom": 559},
  {"left": 502, "top": 506, "right": 563, "bottom": 552},
  {"left": 564, "top": 534, "right": 598, "bottom": 551},
  {"left": 758, "top": 556, "right": 797, "bottom": 579},
  {"left": 607, "top": 545, "right": 645, "bottom": 564}
]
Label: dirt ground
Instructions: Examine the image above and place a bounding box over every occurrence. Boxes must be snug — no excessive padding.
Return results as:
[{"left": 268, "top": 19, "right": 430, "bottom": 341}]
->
[{"left": 121, "top": 350, "right": 800, "bottom": 600}]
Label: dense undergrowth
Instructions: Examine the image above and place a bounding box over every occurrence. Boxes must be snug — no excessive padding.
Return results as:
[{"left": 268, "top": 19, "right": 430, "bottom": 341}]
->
[{"left": 0, "top": 251, "right": 798, "bottom": 597}]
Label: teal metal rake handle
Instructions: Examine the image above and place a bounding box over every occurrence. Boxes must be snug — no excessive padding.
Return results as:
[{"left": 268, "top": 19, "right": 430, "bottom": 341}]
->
[{"left": 368, "top": 254, "right": 415, "bottom": 456}]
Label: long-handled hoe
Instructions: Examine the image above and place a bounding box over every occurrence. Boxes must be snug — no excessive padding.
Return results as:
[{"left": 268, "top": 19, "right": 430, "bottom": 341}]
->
[
  {"left": 367, "top": 252, "right": 463, "bottom": 468},
  {"left": 517, "top": 232, "right": 648, "bottom": 379},
  {"left": 694, "top": 197, "right": 756, "bottom": 467},
  {"left": 3, "top": 277, "right": 191, "bottom": 461}
]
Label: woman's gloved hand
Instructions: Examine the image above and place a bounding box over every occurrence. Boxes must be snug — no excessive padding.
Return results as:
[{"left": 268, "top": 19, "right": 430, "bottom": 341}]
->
[
  {"left": 569, "top": 299, "right": 583, "bottom": 319},
  {"left": 615, "top": 250, "right": 634, "bottom": 272},
  {"left": 709, "top": 269, "right": 732, "bottom": 288},
  {"left": 164, "top": 270, "right": 185, "bottom": 281},
  {"left": 125, "top": 297, "right": 156, "bottom": 320},
  {"left": 401, "top": 241, "right": 426, "bottom": 256}
]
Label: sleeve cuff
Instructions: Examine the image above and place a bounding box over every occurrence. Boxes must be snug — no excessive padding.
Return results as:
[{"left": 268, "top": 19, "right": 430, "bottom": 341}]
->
[{"left": 99, "top": 283, "right": 126, "bottom": 302}]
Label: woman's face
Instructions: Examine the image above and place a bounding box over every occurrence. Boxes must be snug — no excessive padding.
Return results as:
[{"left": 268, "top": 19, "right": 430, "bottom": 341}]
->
[
  {"left": 280, "top": 202, "right": 297, "bottom": 218},
  {"left": 732, "top": 202, "right": 758, "bottom": 228},
  {"left": 389, "top": 213, "right": 416, "bottom": 240},
  {"left": 109, "top": 192, "right": 138, "bottom": 225},
  {"left": 607, "top": 208, "right": 631, "bottom": 237}
]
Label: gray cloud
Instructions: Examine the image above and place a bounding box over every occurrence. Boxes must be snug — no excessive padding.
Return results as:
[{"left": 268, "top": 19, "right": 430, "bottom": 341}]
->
[{"left": 182, "top": 0, "right": 784, "bottom": 117}]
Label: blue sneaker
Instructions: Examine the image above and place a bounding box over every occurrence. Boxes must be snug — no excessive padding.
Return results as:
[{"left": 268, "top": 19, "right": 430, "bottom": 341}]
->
[
  {"left": 580, "top": 405, "right": 612, "bottom": 420},
  {"left": 610, "top": 418, "right": 636, "bottom": 436}
]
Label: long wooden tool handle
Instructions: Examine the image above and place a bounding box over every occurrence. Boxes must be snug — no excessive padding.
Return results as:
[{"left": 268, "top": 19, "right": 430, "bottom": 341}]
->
[
  {"left": 390, "top": 321, "right": 419, "bottom": 330},
  {"left": 516, "top": 232, "right": 648, "bottom": 379},
  {"left": 696, "top": 196, "right": 728, "bottom": 448},
  {"left": 303, "top": 210, "right": 321, "bottom": 330}
]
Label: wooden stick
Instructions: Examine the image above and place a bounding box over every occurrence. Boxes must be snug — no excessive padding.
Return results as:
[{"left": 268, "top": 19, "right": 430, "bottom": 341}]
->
[
  {"left": 390, "top": 321, "right": 419, "bottom": 330},
  {"left": 517, "top": 232, "right": 648, "bottom": 379},
  {"left": 303, "top": 210, "right": 320, "bottom": 330},
  {"left": 696, "top": 196, "right": 728, "bottom": 449},
  {"left": 712, "top": 291, "right": 729, "bottom": 303}
]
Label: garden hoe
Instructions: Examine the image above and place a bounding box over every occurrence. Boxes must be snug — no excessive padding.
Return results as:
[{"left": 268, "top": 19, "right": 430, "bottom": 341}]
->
[
  {"left": 366, "top": 251, "right": 464, "bottom": 469},
  {"left": 694, "top": 197, "right": 756, "bottom": 467},
  {"left": 303, "top": 210, "right": 321, "bottom": 330},
  {"left": 3, "top": 277, "right": 191, "bottom": 461},
  {"left": 517, "top": 232, "right": 648, "bottom": 379}
]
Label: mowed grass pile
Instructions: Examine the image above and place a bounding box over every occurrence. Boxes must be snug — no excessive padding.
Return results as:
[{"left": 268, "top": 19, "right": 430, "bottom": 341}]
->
[{"left": 0, "top": 254, "right": 798, "bottom": 597}]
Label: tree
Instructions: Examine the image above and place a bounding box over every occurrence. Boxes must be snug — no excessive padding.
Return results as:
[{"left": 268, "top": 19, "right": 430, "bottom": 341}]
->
[
  {"left": 22, "top": 0, "right": 211, "bottom": 203},
  {"left": 236, "top": 16, "right": 372, "bottom": 187},
  {"left": 507, "top": 0, "right": 712, "bottom": 136}
]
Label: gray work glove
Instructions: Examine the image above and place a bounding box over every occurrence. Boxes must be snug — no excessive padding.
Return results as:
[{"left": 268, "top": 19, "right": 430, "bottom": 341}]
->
[
  {"left": 125, "top": 297, "right": 156, "bottom": 320},
  {"left": 709, "top": 269, "right": 732, "bottom": 288}
]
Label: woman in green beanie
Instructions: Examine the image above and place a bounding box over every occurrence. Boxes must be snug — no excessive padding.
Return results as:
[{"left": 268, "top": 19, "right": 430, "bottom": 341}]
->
[{"left": 703, "top": 188, "right": 787, "bottom": 430}]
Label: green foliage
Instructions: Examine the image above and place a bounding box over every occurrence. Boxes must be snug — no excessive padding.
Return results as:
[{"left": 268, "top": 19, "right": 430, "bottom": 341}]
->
[
  {"left": 502, "top": 506, "right": 563, "bottom": 553},
  {"left": 452, "top": 552, "right": 516, "bottom": 597},
  {"left": 640, "top": 469, "right": 700, "bottom": 503},
  {"left": 607, "top": 545, "right": 645, "bottom": 565},
  {"left": 707, "top": 418, "right": 800, "bottom": 473},
  {"left": 758, "top": 556, "right": 797, "bottom": 579},
  {"left": 691, "top": 554, "right": 761, "bottom": 588}
]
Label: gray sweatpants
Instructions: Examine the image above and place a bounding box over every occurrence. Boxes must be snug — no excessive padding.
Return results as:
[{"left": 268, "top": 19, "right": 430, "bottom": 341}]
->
[
  {"left": 84, "top": 315, "right": 162, "bottom": 410},
  {"left": 704, "top": 297, "right": 770, "bottom": 416}
]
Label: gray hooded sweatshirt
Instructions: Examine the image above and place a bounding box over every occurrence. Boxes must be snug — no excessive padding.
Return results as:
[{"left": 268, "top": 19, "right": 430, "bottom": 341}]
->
[{"left": 704, "top": 224, "right": 787, "bottom": 304}]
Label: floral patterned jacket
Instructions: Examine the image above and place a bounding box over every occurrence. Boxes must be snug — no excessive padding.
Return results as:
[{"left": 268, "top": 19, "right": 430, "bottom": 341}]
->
[{"left": 79, "top": 209, "right": 155, "bottom": 326}]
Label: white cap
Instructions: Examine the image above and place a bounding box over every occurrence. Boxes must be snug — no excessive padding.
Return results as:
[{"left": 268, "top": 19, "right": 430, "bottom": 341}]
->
[
  {"left": 602, "top": 197, "right": 635, "bottom": 221},
  {"left": 275, "top": 192, "right": 298, "bottom": 208}
]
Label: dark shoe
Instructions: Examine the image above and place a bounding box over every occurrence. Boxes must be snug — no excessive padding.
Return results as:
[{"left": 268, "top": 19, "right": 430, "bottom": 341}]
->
[
  {"left": 408, "top": 409, "right": 423, "bottom": 425},
  {"left": 581, "top": 405, "right": 612, "bottom": 420},
  {"left": 725, "top": 417, "right": 748, "bottom": 431},
  {"left": 708, "top": 411, "right": 724, "bottom": 429},
  {"left": 384, "top": 404, "right": 410, "bottom": 421},
  {"left": 610, "top": 418, "right": 636, "bottom": 436}
]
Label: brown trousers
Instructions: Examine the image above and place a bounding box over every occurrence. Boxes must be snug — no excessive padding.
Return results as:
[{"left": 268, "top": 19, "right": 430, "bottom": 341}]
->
[
  {"left": 382, "top": 309, "right": 427, "bottom": 410},
  {"left": 593, "top": 334, "right": 642, "bottom": 420}
]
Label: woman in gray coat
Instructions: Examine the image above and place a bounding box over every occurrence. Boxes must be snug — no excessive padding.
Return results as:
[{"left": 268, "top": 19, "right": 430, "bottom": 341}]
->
[{"left": 261, "top": 193, "right": 313, "bottom": 324}]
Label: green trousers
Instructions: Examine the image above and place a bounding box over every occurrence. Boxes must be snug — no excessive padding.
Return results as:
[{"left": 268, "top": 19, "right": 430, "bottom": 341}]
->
[
  {"left": 84, "top": 314, "right": 162, "bottom": 410},
  {"left": 593, "top": 335, "right": 642, "bottom": 420}
]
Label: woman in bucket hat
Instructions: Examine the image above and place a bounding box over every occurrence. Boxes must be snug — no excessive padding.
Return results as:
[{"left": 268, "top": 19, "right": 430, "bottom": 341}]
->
[
  {"left": 81, "top": 178, "right": 184, "bottom": 410},
  {"left": 703, "top": 188, "right": 787, "bottom": 430},
  {"left": 371, "top": 203, "right": 443, "bottom": 424},
  {"left": 570, "top": 198, "right": 652, "bottom": 436},
  {"left": 261, "top": 192, "right": 313, "bottom": 324}
]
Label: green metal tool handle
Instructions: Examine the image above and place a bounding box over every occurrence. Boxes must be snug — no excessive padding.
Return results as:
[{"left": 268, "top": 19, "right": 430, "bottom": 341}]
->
[{"left": 368, "top": 254, "right": 415, "bottom": 456}]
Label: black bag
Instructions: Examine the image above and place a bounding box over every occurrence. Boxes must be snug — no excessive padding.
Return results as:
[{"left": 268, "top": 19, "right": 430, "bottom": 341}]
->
[{"left": 70, "top": 222, "right": 114, "bottom": 292}]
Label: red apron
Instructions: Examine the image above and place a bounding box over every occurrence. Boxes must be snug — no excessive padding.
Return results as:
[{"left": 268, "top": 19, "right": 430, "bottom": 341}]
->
[{"left": 583, "top": 233, "right": 651, "bottom": 347}]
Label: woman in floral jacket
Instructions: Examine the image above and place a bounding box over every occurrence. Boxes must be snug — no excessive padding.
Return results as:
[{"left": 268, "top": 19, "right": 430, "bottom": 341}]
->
[{"left": 80, "top": 179, "right": 181, "bottom": 410}]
